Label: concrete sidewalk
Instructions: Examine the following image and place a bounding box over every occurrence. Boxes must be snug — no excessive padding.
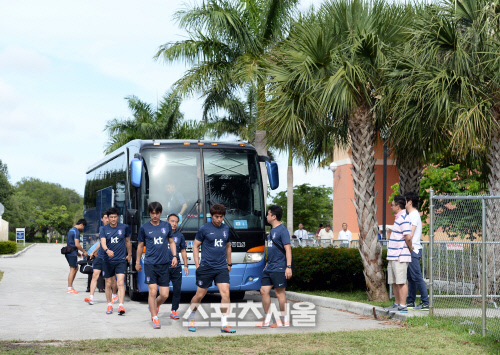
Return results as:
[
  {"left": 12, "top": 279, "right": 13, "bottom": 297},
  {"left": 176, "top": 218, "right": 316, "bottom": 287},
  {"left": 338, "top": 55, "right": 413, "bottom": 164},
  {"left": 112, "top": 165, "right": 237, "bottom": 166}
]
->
[{"left": 0, "top": 244, "right": 399, "bottom": 341}]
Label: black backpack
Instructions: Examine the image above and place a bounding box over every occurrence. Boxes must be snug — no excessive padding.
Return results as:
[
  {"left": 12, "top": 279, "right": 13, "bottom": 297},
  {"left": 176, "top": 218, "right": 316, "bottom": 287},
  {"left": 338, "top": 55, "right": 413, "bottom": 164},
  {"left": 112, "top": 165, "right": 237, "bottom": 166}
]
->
[{"left": 78, "top": 258, "right": 93, "bottom": 274}]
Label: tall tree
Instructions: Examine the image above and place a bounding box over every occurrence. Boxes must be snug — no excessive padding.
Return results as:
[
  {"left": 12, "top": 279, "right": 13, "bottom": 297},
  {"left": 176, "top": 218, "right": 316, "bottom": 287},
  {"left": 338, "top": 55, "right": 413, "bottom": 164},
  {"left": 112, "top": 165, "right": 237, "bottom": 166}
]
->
[
  {"left": 264, "top": 0, "right": 414, "bottom": 301},
  {"left": 104, "top": 91, "right": 208, "bottom": 154},
  {"left": 0, "top": 160, "right": 14, "bottom": 204},
  {"left": 154, "top": 0, "right": 300, "bottom": 197}
]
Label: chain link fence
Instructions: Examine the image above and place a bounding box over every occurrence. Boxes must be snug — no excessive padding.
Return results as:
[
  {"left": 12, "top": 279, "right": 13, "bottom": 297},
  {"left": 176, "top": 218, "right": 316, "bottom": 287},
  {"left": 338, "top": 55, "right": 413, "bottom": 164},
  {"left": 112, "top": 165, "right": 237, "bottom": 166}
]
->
[{"left": 429, "top": 190, "right": 500, "bottom": 338}]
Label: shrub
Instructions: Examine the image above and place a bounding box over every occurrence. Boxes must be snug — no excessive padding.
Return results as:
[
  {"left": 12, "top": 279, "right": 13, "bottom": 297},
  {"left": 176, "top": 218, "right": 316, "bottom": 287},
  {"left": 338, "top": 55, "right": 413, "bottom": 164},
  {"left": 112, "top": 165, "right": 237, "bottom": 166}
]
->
[
  {"left": 0, "top": 241, "right": 17, "bottom": 254},
  {"left": 288, "top": 247, "right": 388, "bottom": 292},
  {"left": 8, "top": 231, "right": 16, "bottom": 241}
]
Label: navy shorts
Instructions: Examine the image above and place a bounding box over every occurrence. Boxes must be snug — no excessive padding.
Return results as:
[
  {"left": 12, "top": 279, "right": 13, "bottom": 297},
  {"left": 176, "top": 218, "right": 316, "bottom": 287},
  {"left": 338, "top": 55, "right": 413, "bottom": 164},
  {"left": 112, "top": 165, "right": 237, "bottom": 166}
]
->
[
  {"left": 102, "top": 261, "right": 127, "bottom": 278},
  {"left": 65, "top": 255, "right": 77, "bottom": 268},
  {"left": 92, "top": 257, "right": 104, "bottom": 271},
  {"left": 144, "top": 263, "right": 170, "bottom": 287},
  {"left": 196, "top": 265, "right": 229, "bottom": 289},
  {"left": 261, "top": 270, "right": 287, "bottom": 289}
]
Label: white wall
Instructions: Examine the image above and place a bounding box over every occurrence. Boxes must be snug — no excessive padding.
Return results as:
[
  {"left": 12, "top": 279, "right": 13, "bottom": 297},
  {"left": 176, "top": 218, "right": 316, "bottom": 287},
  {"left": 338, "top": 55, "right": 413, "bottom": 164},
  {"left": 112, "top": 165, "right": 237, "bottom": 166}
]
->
[{"left": 0, "top": 219, "right": 9, "bottom": 241}]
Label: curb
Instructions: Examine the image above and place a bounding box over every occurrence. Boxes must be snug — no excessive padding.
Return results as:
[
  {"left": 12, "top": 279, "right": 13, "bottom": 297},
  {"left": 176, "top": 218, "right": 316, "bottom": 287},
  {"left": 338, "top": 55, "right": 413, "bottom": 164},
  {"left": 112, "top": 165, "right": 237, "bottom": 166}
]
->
[
  {"left": 269, "top": 290, "right": 408, "bottom": 321},
  {"left": 0, "top": 243, "right": 37, "bottom": 258}
]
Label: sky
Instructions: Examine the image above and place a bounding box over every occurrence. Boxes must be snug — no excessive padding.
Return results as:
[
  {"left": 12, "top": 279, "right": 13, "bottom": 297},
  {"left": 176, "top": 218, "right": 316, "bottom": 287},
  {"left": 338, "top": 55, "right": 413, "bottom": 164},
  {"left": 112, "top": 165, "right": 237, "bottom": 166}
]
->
[{"left": 0, "top": 0, "right": 335, "bottom": 199}]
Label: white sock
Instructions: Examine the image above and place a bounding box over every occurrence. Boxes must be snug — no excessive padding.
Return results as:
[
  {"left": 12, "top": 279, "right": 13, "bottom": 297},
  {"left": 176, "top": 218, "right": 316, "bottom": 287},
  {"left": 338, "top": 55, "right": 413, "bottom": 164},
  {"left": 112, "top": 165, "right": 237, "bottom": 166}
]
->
[
  {"left": 188, "top": 310, "right": 196, "bottom": 321},
  {"left": 112, "top": 293, "right": 117, "bottom": 298},
  {"left": 108, "top": 302, "right": 112, "bottom": 306},
  {"left": 67, "top": 287, "right": 72, "bottom": 290},
  {"left": 119, "top": 303, "right": 124, "bottom": 307},
  {"left": 280, "top": 315, "right": 288, "bottom": 323},
  {"left": 264, "top": 313, "right": 272, "bottom": 323},
  {"left": 153, "top": 316, "right": 158, "bottom": 320},
  {"left": 89, "top": 295, "right": 93, "bottom": 300},
  {"left": 221, "top": 315, "right": 228, "bottom": 326}
]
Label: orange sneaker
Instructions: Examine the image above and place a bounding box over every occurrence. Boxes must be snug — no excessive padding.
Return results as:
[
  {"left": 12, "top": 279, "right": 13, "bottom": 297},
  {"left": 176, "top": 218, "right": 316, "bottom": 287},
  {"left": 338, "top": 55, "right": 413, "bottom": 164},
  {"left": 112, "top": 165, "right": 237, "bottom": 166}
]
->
[
  {"left": 255, "top": 318, "right": 271, "bottom": 327},
  {"left": 152, "top": 317, "right": 161, "bottom": 329},
  {"left": 66, "top": 288, "right": 78, "bottom": 294},
  {"left": 170, "top": 311, "right": 180, "bottom": 320},
  {"left": 221, "top": 325, "right": 236, "bottom": 333},
  {"left": 270, "top": 319, "right": 289, "bottom": 328},
  {"left": 188, "top": 320, "right": 196, "bottom": 332},
  {"left": 112, "top": 296, "right": 118, "bottom": 304},
  {"left": 118, "top": 305, "right": 125, "bottom": 315},
  {"left": 106, "top": 305, "right": 113, "bottom": 314},
  {"left": 84, "top": 297, "right": 94, "bottom": 305}
]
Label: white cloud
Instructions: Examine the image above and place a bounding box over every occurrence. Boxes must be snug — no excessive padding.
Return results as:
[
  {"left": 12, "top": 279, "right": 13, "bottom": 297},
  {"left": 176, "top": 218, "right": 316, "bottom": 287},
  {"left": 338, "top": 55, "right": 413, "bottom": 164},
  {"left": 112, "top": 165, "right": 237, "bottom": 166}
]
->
[
  {"left": 0, "top": 46, "right": 51, "bottom": 73},
  {"left": 0, "top": 79, "right": 20, "bottom": 109}
]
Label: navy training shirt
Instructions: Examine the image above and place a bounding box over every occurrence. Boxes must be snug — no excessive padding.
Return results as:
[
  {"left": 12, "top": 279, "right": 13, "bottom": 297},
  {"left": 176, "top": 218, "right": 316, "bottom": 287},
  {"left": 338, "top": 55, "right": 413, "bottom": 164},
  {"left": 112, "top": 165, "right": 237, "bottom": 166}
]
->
[
  {"left": 138, "top": 221, "right": 173, "bottom": 265},
  {"left": 168, "top": 230, "right": 186, "bottom": 266},
  {"left": 94, "top": 226, "right": 106, "bottom": 260},
  {"left": 266, "top": 224, "right": 291, "bottom": 272},
  {"left": 195, "top": 222, "right": 230, "bottom": 269},
  {"left": 100, "top": 223, "right": 131, "bottom": 263},
  {"left": 66, "top": 227, "right": 79, "bottom": 257}
]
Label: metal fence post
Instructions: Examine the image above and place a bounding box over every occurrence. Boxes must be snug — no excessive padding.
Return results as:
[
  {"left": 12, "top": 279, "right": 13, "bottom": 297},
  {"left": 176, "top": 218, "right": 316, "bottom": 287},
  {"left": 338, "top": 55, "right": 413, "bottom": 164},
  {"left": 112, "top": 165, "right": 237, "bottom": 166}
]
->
[
  {"left": 429, "top": 189, "right": 434, "bottom": 317},
  {"left": 482, "top": 198, "right": 487, "bottom": 337}
]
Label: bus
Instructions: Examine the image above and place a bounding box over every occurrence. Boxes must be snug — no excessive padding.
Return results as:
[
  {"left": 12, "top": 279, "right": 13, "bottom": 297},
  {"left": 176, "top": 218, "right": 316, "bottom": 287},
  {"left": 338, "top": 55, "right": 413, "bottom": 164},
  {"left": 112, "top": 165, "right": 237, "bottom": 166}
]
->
[{"left": 83, "top": 139, "right": 279, "bottom": 300}]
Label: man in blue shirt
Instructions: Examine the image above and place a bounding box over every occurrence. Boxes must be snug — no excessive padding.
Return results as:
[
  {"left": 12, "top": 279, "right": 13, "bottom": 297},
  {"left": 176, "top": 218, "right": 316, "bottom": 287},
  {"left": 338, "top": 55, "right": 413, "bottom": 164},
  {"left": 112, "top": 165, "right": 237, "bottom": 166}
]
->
[
  {"left": 84, "top": 211, "right": 117, "bottom": 305},
  {"left": 100, "top": 207, "right": 132, "bottom": 316},
  {"left": 65, "top": 219, "right": 88, "bottom": 294},
  {"left": 167, "top": 213, "right": 189, "bottom": 321},
  {"left": 256, "top": 205, "right": 292, "bottom": 328},
  {"left": 136, "top": 202, "right": 178, "bottom": 329},
  {"left": 187, "top": 203, "right": 235, "bottom": 333}
]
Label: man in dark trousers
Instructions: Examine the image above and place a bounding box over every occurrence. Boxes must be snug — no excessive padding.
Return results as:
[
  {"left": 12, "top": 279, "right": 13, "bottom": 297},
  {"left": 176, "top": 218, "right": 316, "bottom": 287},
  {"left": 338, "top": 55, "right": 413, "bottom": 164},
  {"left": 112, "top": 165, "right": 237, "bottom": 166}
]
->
[
  {"left": 187, "top": 203, "right": 235, "bottom": 333},
  {"left": 167, "top": 213, "right": 189, "bottom": 320},
  {"left": 65, "top": 219, "right": 88, "bottom": 294}
]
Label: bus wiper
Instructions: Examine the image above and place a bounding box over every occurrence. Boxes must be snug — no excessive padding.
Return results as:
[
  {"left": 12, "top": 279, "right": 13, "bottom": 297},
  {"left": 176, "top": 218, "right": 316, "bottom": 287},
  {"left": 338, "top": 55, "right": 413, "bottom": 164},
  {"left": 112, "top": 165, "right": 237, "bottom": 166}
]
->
[{"left": 178, "top": 198, "right": 201, "bottom": 232}]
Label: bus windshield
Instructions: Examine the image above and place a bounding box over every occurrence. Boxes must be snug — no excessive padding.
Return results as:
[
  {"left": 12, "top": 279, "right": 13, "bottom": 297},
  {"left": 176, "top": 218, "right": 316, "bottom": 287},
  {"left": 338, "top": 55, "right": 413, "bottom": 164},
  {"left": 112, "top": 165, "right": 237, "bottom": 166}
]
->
[
  {"left": 140, "top": 148, "right": 264, "bottom": 231},
  {"left": 204, "top": 149, "right": 264, "bottom": 230}
]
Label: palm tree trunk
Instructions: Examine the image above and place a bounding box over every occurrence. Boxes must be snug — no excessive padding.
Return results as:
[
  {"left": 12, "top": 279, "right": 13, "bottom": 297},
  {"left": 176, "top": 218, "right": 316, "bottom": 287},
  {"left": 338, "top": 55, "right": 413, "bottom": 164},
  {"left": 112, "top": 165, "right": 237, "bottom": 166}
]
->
[
  {"left": 486, "top": 127, "right": 500, "bottom": 299},
  {"left": 256, "top": 80, "right": 268, "bottom": 206},
  {"left": 287, "top": 146, "right": 294, "bottom": 236},
  {"left": 349, "top": 104, "right": 389, "bottom": 302},
  {"left": 397, "top": 157, "right": 423, "bottom": 196}
]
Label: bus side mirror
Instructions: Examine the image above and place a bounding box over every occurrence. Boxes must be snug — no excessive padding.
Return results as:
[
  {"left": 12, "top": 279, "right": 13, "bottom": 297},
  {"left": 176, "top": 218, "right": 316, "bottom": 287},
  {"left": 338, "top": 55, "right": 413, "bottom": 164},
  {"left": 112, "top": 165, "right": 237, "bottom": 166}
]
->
[
  {"left": 130, "top": 158, "right": 143, "bottom": 187},
  {"left": 125, "top": 209, "right": 140, "bottom": 240},
  {"left": 265, "top": 161, "right": 279, "bottom": 190}
]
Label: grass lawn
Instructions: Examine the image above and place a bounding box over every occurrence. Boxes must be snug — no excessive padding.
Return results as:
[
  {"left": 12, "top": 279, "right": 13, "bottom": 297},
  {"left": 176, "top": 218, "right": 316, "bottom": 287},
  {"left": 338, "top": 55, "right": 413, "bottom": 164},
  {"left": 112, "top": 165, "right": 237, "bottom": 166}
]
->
[
  {"left": 15, "top": 243, "right": 33, "bottom": 253},
  {"left": 0, "top": 317, "right": 498, "bottom": 354},
  {"left": 294, "top": 290, "right": 394, "bottom": 308}
]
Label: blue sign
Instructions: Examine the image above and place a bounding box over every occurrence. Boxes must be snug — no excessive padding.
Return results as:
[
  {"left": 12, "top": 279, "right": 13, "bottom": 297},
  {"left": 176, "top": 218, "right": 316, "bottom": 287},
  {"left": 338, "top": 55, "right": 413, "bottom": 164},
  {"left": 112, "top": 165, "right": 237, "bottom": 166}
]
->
[
  {"left": 234, "top": 220, "right": 248, "bottom": 230},
  {"left": 16, "top": 230, "right": 24, "bottom": 240}
]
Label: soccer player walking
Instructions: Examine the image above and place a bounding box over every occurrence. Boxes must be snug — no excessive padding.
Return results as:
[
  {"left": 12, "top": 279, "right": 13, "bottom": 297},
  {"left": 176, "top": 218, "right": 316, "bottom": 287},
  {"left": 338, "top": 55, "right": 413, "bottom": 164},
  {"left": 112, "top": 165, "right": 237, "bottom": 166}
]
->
[
  {"left": 100, "top": 208, "right": 132, "bottom": 315},
  {"left": 136, "top": 202, "right": 178, "bottom": 329},
  {"left": 167, "top": 213, "right": 189, "bottom": 320},
  {"left": 256, "top": 205, "right": 292, "bottom": 328},
  {"left": 187, "top": 204, "right": 235, "bottom": 333}
]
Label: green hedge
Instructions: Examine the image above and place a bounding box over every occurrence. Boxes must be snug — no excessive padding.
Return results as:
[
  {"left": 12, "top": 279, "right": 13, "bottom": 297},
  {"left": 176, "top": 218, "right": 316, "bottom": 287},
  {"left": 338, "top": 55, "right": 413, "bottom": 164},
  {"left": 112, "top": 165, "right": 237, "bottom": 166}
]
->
[
  {"left": 0, "top": 241, "right": 17, "bottom": 254},
  {"left": 288, "top": 247, "right": 388, "bottom": 292},
  {"left": 8, "top": 232, "right": 16, "bottom": 241}
]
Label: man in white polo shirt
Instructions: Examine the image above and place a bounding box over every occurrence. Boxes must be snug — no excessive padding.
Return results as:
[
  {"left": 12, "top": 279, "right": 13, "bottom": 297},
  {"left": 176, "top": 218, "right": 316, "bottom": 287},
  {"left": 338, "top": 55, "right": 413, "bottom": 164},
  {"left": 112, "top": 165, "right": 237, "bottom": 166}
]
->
[
  {"left": 405, "top": 192, "right": 429, "bottom": 310},
  {"left": 294, "top": 223, "right": 308, "bottom": 247},
  {"left": 338, "top": 223, "right": 352, "bottom": 245}
]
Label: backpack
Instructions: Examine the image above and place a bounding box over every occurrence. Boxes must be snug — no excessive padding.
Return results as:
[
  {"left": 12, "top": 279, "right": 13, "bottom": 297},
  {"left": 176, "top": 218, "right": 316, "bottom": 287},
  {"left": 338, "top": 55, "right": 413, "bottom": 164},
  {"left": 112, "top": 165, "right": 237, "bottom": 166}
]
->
[{"left": 78, "top": 258, "right": 93, "bottom": 274}]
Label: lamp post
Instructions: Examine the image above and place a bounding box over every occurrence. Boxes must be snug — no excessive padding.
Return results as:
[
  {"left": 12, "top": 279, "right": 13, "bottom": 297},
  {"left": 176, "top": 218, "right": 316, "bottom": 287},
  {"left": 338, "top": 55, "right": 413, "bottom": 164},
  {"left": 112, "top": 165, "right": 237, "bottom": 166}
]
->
[{"left": 329, "top": 162, "right": 341, "bottom": 228}]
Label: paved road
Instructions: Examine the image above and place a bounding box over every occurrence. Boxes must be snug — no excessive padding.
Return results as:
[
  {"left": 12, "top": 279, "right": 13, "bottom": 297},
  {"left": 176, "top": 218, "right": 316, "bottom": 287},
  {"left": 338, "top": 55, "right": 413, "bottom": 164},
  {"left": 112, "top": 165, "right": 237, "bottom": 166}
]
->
[{"left": 0, "top": 244, "right": 397, "bottom": 341}]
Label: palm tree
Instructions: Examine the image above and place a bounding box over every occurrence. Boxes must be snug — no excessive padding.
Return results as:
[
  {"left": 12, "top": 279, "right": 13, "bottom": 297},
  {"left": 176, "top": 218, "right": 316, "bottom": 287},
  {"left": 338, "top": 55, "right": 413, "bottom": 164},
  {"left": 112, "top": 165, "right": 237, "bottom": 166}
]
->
[
  {"left": 104, "top": 91, "right": 208, "bottom": 154},
  {"left": 264, "top": 0, "right": 413, "bottom": 301},
  {"left": 154, "top": 0, "right": 300, "bottom": 196},
  {"left": 386, "top": 0, "right": 500, "bottom": 297}
]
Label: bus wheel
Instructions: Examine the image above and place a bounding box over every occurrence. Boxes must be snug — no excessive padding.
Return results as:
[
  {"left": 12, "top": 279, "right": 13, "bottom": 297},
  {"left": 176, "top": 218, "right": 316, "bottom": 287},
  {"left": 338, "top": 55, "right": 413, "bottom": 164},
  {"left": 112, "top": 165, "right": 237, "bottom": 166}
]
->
[{"left": 231, "top": 291, "right": 245, "bottom": 301}]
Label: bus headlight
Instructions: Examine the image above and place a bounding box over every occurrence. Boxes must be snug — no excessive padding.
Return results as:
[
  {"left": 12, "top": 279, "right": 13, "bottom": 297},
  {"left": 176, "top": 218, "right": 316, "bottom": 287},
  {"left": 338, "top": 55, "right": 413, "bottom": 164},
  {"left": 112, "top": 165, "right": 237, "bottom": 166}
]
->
[{"left": 244, "top": 252, "right": 264, "bottom": 263}]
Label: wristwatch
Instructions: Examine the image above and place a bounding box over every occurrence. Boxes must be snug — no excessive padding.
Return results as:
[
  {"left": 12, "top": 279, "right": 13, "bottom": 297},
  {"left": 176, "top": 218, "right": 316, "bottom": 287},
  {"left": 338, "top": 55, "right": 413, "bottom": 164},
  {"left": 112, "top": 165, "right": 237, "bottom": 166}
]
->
[
  {"left": 172, "top": 255, "right": 178, "bottom": 259},
  {"left": 287, "top": 265, "right": 292, "bottom": 269},
  {"left": 228, "top": 263, "right": 232, "bottom": 267},
  {"left": 105, "top": 248, "right": 109, "bottom": 253}
]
